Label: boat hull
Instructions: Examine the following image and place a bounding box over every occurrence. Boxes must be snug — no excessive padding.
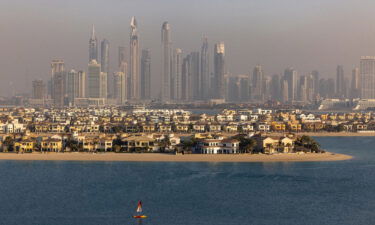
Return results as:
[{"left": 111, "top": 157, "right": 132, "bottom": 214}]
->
[{"left": 133, "top": 215, "right": 147, "bottom": 219}]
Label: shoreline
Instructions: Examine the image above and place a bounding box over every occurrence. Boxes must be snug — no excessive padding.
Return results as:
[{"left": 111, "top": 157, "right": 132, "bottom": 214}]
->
[
  {"left": 292, "top": 132, "right": 375, "bottom": 137},
  {"left": 0, "top": 152, "right": 352, "bottom": 162}
]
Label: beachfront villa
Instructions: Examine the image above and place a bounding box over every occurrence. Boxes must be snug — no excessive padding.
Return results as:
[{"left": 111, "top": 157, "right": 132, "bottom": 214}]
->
[
  {"left": 254, "top": 135, "right": 295, "bottom": 154},
  {"left": 196, "top": 139, "right": 240, "bottom": 154}
]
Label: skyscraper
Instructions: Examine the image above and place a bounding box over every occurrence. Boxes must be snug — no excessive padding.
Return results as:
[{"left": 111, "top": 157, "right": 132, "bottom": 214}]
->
[
  {"left": 181, "top": 55, "right": 191, "bottom": 101},
  {"left": 172, "top": 48, "right": 182, "bottom": 100},
  {"left": 283, "top": 67, "right": 298, "bottom": 102},
  {"left": 101, "top": 39, "right": 110, "bottom": 74},
  {"left": 270, "top": 74, "right": 281, "bottom": 101},
  {"left": 32, "top": 80, "right": 46, "bottom": 99},
  {"left": 66, "top": 70, "right": 77, "bottom": 105},
  {"left": 298, "top": 75, "right": 308, "bottom": 103},
  {"left": 53, "top": 72, "right": 65, "bottom": 107},
  {"left": 113, "top": 71, "right": 127, "bottom": 104},
  {"left": 227, "top": 76, "right": 240, "bottom": 102},
  {"left": 336, "top": 65, "right": 346, "bottom": 98},
  {"left": 213, "top": 42, "right": 225, "bottom": 99},
  {"left": 50, "top": 60, "right": 65, "bottom": 100},
  {"left": 89, "top": 25, "right": 98, "bottom": 62},
  {"left": 101, "top": 39, "right": 110, "bottom": 98},
  {"left": 311, "top": 70, "right": 320, "bottom": 97},
  {"left": 161, "top": 22, "right": 172, "bottom": 102},
  {"left": 51, "top": 60, "right": 65, "bottom": 77},
  {"left": 360, "top": 56, "right": 375, "bottom": 99},
  {"left": 201, "top": 37, "right": 210, "bottom": 100},
  {"left": 118, "top": 46, "right": 127, "bottom": 68},
  {"left": 88, "top": 60, "right": 102, "bottom": 98},
  {"left": 190, "top": 52, "right": 200, "bottom": 100},
  {"left": 251, "top": 65, "right": 263, "bottom": 101},
  {"left": 319, "top": 78, "right": 335, "bottom": 98},
  {"left": 141, "top": 49, "right": 151, "bottom": 100},
  {"left": 100, "top": 72, "right": 107, "bottom": 99},
  {"left": 351, "top": 67, "right": 360, "bottom": 98},
  {"left": 129, "top": 17, "right": 140, "bottom": 100},
  {"left": 281, "top": 79, "right": 289, "bottom": 103},
  {"left": 239, "top": 76, "right": 250, "bottom": 101},
  {"left": 76, "top": 71, "right": 86, "bottom": 98}
]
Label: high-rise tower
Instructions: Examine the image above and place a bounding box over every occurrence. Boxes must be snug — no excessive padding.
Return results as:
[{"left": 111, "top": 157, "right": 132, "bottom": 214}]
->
[
  {"left": 50, "top": 60, "right": 65, "bottom": 100},
  {"left": 141, "top": 49, "right": 151, "bottom": 100},
  {"left": 172, "top": 48, "right": 182, "bottom": 100},
  {"left": 360, "top": 56, "right": 375, "bottom": 99},
  {"left": 118, "top": 46, "right": 127, "bottom": 70},
  {"left": 101, "top": 39, "right": 110, "bottom": 98},
  {"left": 32, "top": 80, "right": 46, "bottom": 100},
  {"left": 201, "top": 37, "right": 210, "bottom": 100},
  {"left": 251, "top": 65, "right": 264, "bottom": 101},
  {"left": 213, "top": 42, "right": 225, "bottom": 99},
  {"left": 89, "top": 25, "right": 98, "bottom": 62},
  {"left": 101, "top": 39, "right": 110, "bottom": 74},
  {"left": 336, "top": 65, "right": 346, "bottom": 98},
  {"left": 161, "top": 22, "right": 172, "bottom": 102},
  {"left": 351, "top": 67, "right": 360, "bottom": 98},
  {"left": 283, "top": 67, "right": 298, "bottom": 102},
  {"left": 129, "top": 17, "right": 140, "bottom": 100},
  {"left": 88, "top": 60, "right": 102, "bottom": 98},
  {"left": 113, "top": 71, "right": 127, "bottom": 104}
]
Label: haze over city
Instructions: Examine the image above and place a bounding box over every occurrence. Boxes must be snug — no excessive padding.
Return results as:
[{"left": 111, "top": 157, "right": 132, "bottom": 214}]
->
[{"left": 2, "top": 0, "right": 375, "bottom": 97}]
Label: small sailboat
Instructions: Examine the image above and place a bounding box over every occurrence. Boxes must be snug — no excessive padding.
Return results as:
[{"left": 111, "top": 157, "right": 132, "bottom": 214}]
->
[{"left": 133, "top": 201, "right": 147, "bottom": 219}]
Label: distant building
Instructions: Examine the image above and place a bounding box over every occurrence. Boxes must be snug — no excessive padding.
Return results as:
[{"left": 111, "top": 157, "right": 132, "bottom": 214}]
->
[
  {"left": 66, "top": 70, "right": 77, "bottom": 105},
  {"left": 212, "top": 42, "right": 225, "bottom": 99},
  {"left": 311, "top": 70, "right": 320, "bottom": 97},
  {"left": 360, "top": 56, "right": 375, "bottom": 99},
  {"left": 88, "top": 60, "right": 106, "bottom": 99},
  {"left": 161, "top": 22, "right": 172, "bottom": 102},
  {"left": 32, "top": 80, "right": 46, "bottom": 99},
  {"left": 181, "top": 55, "right": 191, "bottom": 101},
  {"left": 336, "top": 65, "right": 346, "bottom": 98},
  {"left": 283, "top": 67, "right": 298, "bottom": 102},
  {"left": 89, "top": 25, "right": 98, "bottom": 62},
  {"left": 270, "top": 74, "right": 281, "bottom": 101},
  {"left": 77, "top": 71, "right": 86, "bottom": 98},
  {"left": 52, "top": 72, "right": 65, "bottom": 107},
  {"left": 251, "top": 65, "right": 263, "bottom": 101},
  {"left": 201, "top": 37, "right": 210, "bottom": 100},
  {"left": 172, "top": 48, "right": 183, "bottom": 100},
  {"left": 140, "top": 49, "right": 151, "bottom": 100},
  {"left": 118, "top": 46, "right": 127, "bottom": 68},
  {"left": 65, "top": 70, "right": 87, "bottom": 105},
  {"left": 101, "top": 39, "right": 110, "bottom": 98},
  {"left": 189, "top": 52, "right": 200, "bottom": 100},
  {"left": 50, "top": 60, "right": 65, "bottom": 98},
  {"left": 113, "top": 72, "right": 127, "bottom": 104},
  {"left": 129, "top": 17, "right": 140, "bottom": 100},
  {"left": 351, "top": 67, "right": 360, "bottom": 98},
  {"left": 239, "top": 76, "right": 250, "bottom": 102}
]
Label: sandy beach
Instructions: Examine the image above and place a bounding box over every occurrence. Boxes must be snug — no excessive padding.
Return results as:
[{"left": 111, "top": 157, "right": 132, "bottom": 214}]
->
[
  {"left": 0, "top": 152, "right": 352, "bottom": 162},
  {"left": 295, "top": 132, "right": 375, "bottom": 137}
]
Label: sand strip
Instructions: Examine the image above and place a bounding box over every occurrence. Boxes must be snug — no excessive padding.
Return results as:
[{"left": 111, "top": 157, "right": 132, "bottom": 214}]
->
[{"left": 0, "top": 152, "right": 352, "bottom": 162}]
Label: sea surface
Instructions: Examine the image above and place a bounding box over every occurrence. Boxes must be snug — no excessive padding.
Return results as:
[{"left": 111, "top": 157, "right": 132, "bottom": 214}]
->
[{"left": 0, "top": 137, "right": 374, "bottom": 225}]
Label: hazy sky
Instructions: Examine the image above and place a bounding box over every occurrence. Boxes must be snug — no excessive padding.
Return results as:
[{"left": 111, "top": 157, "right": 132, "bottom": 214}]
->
[{"left": 1, "top": 0, "right": 375, "bottom": 96}]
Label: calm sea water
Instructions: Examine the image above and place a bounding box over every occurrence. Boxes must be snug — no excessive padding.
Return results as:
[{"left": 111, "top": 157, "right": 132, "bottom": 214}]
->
[{"left": 0, "top": 137, "right": 374, "bottom": 225}]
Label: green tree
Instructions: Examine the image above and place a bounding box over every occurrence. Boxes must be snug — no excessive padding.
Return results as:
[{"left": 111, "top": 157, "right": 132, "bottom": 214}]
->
[
  {"left": 3, "top": 136, "right": 14, "bottom": 152},
  {"left": 65, "top": 139, "right": 79, "bottom": 152}
]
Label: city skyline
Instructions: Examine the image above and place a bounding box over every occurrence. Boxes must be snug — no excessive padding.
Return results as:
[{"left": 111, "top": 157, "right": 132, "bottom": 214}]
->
[
  {"left": 3, "top": 0, "right": 375, "bottom": 97},
  {"left": 28, "top": 18, "right": 375, "bottom": 105}
]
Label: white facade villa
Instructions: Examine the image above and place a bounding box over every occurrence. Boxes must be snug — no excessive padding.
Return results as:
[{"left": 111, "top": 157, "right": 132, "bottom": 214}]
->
[{"left": 197, "top": 139, "right": 239, "bottom": 154}]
